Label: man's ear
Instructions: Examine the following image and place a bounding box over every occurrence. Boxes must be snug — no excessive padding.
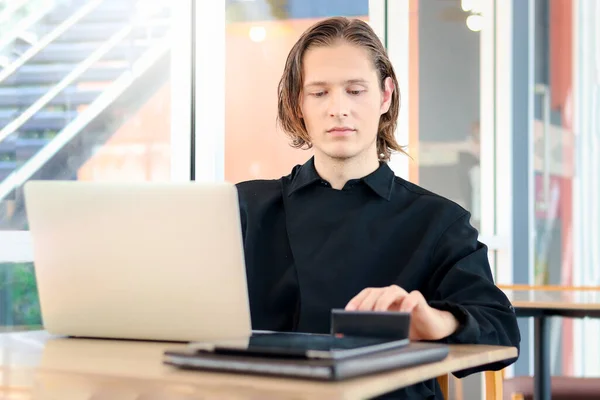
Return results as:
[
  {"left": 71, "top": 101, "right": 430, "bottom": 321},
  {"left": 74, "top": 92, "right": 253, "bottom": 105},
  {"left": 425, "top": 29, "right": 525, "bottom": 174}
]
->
[{"left": 380, "top": 77, "right": 394, "bottom": 115}]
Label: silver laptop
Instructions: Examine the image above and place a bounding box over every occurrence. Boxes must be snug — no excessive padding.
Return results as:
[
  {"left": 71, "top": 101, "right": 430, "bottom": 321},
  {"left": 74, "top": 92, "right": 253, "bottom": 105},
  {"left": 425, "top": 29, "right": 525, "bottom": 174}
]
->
[{"left": 23, "top": 181, "right": 252, "bottom": 342}]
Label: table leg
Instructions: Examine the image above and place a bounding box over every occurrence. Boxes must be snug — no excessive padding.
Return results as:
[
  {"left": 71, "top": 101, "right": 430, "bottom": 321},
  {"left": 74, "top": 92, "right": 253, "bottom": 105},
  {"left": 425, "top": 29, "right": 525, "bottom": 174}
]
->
[{"left": 534, "top": 316, "right": 551, "bottom": 400}]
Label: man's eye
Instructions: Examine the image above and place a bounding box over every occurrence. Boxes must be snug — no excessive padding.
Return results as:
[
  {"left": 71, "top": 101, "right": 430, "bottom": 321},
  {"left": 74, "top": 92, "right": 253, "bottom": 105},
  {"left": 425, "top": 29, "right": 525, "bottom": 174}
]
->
[{"left": 348, "top": 90, "right": 362, "bottom": 95}]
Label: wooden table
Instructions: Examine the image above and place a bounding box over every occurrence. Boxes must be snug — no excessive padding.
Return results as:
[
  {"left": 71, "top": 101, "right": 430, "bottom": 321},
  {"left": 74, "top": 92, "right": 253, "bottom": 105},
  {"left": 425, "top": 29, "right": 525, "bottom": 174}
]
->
[
  {"left": 0, "top": 330, "right": 517, "bottom": 399},
  {"left": 504, "top": 289, "right": 600, "bottom": 400}
]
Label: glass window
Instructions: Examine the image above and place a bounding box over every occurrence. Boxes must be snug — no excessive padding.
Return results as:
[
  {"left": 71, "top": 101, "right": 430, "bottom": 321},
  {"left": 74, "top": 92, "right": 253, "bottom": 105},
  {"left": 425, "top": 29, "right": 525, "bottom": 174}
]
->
[
  {"left": 0, "top": 0, "right": 193, "bottom": 329},
  {"left": 414, "top": 0, "right": 484, "bottom": 231},
  {"left": 0, "top": 0, "right": 189, "bottom": 231},
  {"left": 0, "top": 262, "right": 40, "bottom": 328}
]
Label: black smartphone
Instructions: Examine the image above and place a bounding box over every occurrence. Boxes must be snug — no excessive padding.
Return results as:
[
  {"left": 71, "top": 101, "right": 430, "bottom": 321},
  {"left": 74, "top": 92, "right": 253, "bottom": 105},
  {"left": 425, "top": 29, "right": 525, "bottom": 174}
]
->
[{"left": 330, "top": 309, "right": 411, "bottom": 339}]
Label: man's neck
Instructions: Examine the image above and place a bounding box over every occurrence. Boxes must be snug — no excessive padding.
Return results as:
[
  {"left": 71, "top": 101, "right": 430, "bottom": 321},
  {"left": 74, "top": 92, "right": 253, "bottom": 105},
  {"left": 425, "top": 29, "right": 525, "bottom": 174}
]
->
[{"left": 313, "top": 153, "right": 380, "bottom": 190}]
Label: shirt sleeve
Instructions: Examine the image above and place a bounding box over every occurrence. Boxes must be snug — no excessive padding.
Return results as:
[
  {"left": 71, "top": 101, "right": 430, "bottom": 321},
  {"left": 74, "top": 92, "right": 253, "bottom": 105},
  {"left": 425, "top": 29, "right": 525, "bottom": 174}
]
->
[{"left": 425, "top": 210, "right": 521, "bottom": 378}]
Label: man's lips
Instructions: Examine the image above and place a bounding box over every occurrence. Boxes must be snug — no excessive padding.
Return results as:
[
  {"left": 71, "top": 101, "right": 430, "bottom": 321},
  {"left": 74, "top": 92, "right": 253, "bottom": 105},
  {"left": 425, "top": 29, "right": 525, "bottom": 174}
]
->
[{"left": 327, "top": 127, "right": 355, "bottom": 135}]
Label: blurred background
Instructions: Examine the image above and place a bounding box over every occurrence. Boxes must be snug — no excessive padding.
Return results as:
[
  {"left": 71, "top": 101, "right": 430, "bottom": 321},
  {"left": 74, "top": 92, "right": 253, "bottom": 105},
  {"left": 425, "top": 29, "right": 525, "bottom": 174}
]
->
[{"left": 0, "top": 0, "right": 598, "bottom": 398}]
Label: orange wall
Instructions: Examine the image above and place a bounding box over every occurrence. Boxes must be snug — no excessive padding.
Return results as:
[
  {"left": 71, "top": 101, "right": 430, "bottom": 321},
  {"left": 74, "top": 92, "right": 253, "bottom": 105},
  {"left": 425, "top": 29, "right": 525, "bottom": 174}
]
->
[{"left": 78, "top": 82, "right": 171, "bottom": 182}]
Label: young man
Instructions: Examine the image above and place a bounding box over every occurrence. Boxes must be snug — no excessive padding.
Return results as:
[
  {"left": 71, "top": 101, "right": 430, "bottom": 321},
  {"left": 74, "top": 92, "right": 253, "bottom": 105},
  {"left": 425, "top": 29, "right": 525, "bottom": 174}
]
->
[{"left": 236, "top": 17, "right": 520, "bottom": 399}]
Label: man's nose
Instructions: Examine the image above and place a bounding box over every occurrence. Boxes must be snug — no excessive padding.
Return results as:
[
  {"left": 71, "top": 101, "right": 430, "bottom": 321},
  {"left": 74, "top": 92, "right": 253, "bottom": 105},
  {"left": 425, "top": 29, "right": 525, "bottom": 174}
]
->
[{"left": 327, "top": 90, "right": 349, "bottom": 117}]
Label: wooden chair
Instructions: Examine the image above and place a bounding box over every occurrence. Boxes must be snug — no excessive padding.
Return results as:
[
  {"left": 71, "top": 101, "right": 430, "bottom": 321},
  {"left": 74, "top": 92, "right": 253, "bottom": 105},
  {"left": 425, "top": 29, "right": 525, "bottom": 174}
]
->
[
  {"left": 437, "top": 370, "right": 505, "bottom": 400},
  {"left": 437, "top": 374, "right": 449, "bottom": 398}
]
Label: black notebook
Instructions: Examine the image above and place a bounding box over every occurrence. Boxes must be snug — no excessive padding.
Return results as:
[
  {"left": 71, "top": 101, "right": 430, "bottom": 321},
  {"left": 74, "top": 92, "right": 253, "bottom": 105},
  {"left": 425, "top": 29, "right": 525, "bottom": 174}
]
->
[{"left": 163, "top": 332, "right": 449, "bottom": 381}]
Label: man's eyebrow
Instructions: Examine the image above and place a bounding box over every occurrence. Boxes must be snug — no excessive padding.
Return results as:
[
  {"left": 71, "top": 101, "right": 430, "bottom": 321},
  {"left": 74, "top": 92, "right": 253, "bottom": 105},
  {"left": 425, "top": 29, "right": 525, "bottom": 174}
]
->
[{"left": 304, "top": 79, "right": 370, "bottom": 87}]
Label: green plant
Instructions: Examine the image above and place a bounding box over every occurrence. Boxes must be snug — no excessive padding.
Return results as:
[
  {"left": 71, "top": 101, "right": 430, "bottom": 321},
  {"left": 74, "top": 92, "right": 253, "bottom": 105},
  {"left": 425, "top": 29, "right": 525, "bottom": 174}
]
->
[{"left": 1, "top": 263, "right": 42, "bottom": 326}]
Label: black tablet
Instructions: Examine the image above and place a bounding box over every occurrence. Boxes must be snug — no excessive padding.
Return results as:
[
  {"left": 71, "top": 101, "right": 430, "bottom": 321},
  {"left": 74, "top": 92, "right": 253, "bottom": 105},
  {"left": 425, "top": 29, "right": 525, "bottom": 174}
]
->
[{"left": 190, "top": 331, "right": 409, "bottom": 360}]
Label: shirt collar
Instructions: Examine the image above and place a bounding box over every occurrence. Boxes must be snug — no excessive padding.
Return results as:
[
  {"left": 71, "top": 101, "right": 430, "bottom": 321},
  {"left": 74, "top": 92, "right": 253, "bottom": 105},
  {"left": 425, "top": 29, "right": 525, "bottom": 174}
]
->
[
  {"left": 362, "top": 161, "right": 395, "bottom": 201},
  {"left": 287, "top": 157, "right": 322, "bottom": 195},
  {"left": 288, "top": 157, "right": 395, "bottom": 201}
]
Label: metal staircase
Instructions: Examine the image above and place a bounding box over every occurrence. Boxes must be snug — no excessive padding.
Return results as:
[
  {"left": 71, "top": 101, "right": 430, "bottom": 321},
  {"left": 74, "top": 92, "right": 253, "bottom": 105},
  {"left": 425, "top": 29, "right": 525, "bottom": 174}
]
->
[{"left": 0, "top": 0, "right": 171, "bottom": 229}]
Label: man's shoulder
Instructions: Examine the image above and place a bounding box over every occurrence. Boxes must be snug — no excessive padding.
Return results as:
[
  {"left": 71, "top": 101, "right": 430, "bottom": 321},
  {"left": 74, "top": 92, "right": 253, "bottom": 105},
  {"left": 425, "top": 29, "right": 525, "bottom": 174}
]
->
[
  {"left": 392, "top": 175, "right": 469, "bottom": 223},
  {"left": 235, "top": 164, "right": 301, "bottom": 203},
  {"left": 235, "top": 178, "right": 282, "bottom": 200}
]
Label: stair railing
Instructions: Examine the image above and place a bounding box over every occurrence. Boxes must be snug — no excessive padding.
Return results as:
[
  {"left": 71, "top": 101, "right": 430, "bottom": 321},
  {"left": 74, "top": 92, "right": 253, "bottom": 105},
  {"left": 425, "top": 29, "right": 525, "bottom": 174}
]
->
[
  {"left": 0, "top": 0, "right": 30, "bottom": 25},
  {"left": 0, "top": 23, "right": 133, "bottom": 145},
  {"left": 0, "top": 0, "right": 171, "bottom": 202},
  {"left": 0, "top": 0, "right": 104, "bottom": 86},
  {"left": 0, "top": 0, "right": 56, "bottom": 57},
  {"left": 0, "top": 38, "right": 170, "bottom": 202}
]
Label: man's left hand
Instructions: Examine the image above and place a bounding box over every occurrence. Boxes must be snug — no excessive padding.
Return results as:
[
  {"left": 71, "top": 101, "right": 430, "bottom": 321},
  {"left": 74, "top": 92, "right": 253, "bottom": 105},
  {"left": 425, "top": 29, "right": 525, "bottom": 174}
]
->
[{"left": 344, "top": 285, "right": 459, "bottom": 341}]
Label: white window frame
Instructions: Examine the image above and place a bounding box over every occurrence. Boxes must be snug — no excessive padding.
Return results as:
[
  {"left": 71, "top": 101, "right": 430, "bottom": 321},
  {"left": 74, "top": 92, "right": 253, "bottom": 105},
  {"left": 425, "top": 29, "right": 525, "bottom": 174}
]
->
[
  {"left": 488, "top": 0, "right": 514, "bottom": 286},
  {"left": 381, "top": 0, "right": 410, "bottom": 181},
  {"left": 194, "top": 0, "right": 225, "bottom": 182},
  {"left": 573, "top": 0, "right": 600, "bottom": 378}
]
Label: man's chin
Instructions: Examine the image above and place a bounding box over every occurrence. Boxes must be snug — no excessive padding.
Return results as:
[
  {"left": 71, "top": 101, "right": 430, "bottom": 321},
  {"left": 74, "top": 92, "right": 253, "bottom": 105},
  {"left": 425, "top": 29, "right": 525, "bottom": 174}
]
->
[
  {"left": 314, "top": 142, "right": 378, "bottom": 162},
  {"left": 322, "top": 150, "right": 356, "bottom": 161},
  {"left": 315, "top": 144, "right": 357, "bottom": 160}
]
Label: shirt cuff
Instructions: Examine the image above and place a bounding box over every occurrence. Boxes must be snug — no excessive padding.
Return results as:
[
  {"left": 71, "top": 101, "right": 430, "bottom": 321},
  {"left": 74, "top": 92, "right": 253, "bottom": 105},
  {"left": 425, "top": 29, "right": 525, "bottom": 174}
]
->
[{"left": 428, "top": 300, "right": 480, "bottom": 344}]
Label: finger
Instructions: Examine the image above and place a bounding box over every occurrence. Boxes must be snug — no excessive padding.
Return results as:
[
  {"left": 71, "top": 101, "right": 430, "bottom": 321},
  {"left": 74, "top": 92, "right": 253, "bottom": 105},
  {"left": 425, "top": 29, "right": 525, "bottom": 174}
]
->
[
  {"left": 345, "top": 288, "right": 372, "bottom": 311},
  {"left": 355, "top": 288, "right": 385, "bottom": 311},
  {"left": 398, "top": 290, "right": 425, "bottom": 313},
  {"left": 374, "top": 285, "right": 408, "bottom": 311}
]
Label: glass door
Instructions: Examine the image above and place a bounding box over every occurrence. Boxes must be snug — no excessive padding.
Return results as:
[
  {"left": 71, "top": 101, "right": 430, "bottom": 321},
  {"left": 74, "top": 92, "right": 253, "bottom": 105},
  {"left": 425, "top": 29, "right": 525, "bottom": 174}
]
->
[
  {"left": 530, "top": 0, "right": 600, "bottom": 378},
  {"left": 531, "top": 0, "right": 575, "bottom": 289},
  {"left": 383, "top": 0, "right": 512, "bottom": 284},
  {"left": 529, "top": 0, "right": 576, "bottom": 377},
  {"left": 0, "top": 0, "right": 194, "bottom": 327}
]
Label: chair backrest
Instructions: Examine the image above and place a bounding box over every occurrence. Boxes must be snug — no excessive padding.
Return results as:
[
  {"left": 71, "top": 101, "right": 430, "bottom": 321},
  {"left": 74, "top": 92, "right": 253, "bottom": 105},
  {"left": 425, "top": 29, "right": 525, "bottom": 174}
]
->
[{"left": 438, "top": 371, "right": 504, "bottom": 400}]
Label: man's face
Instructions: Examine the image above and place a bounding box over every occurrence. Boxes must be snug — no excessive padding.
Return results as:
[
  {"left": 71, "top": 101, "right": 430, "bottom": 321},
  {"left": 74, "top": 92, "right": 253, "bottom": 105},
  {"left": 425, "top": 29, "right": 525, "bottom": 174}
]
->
[{"left": 300, "top": 41, "right": 394, "bottom": 162}]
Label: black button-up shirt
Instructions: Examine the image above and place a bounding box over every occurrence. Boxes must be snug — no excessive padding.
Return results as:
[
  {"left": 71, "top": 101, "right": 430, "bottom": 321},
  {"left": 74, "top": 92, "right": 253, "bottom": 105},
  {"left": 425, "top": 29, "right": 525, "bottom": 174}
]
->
[{"left": 236, "top": 157, "right": 520, "bottom": 399}]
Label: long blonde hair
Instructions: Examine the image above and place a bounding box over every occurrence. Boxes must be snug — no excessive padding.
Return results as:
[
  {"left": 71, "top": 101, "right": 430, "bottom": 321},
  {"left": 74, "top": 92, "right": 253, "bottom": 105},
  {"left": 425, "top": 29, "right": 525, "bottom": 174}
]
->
[{"left": 277, "top": 17, "right": 407, "bottom": 161}]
